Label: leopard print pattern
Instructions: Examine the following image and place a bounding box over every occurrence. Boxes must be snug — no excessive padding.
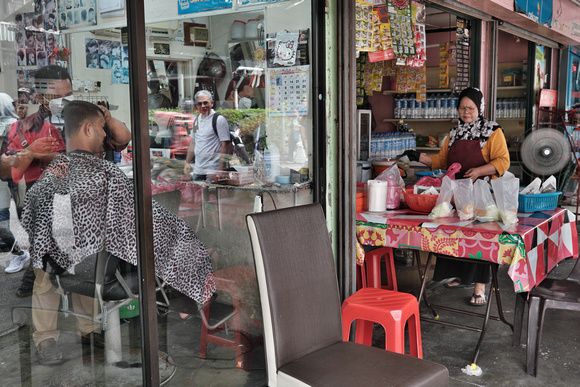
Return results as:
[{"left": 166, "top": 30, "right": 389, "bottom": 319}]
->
[{"left": 22, "top": 152, "right": 215, "bottom": 305}]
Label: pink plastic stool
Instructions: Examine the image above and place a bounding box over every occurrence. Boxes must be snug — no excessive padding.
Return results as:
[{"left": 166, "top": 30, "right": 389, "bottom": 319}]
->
[
  {"left": 342, "top": 287, "right": 423, "bottom": 358},
  {"left": 357, "top": 246, "right": 397, "bottom": 291}
]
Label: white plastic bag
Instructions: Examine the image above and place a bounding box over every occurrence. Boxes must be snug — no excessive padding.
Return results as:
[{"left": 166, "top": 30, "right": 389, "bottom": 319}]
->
[
  {"left": 491, "top": 172, "right": 520, "bottom": 225},
  {"left": 474, "top": 179, "right": 500, "bottom": 222},
  {"left": 429, "top": 176, "right": 456, "bottom": 219},
  {"left": 454, "top": 178, "right": 474, "bottom": 220}
]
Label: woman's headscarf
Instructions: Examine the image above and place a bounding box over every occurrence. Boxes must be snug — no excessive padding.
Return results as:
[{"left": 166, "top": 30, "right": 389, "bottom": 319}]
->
[{"left": 448, "top": 87, "right": 501, "bottom": 149}]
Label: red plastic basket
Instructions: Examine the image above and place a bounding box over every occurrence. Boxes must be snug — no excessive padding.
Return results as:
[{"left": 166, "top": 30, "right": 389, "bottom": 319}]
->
[{"left": 403, "top": 188, "right": 439, "bottom": 213}]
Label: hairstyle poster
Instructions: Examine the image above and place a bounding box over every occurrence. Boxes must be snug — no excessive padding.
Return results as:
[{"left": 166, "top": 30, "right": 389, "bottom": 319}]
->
[{"left": 57, "top": 0, "right": 97, "bottom": 30}]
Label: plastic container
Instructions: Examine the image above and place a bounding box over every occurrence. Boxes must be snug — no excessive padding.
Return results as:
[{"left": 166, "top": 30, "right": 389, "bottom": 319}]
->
[
  {"left": 403, "top": 188, "right": 439, "bottom": 213},
  {"left": 386, "top": 185, "right": 401, "bottom": 209},
  {"left": 245, "top": 19, "right": 259, "bottom": 39},
  {"left": 231, "top": 20, "right": 246, "bottom": 40},
  {"left": 367, "top": 180, "right": 388, "bottom": 212},
  {"left": 372, "top": 159, "right": 405, "bottom": 178},
  {"left": 415, "top": 169, "right": 446, "bottom": 179},
  {"left": 356, "top": 160, "right": 372, "bottom": 183},
  {"left": 517, "top": 192, "right": 561, "bottom": 213},
  {"left": 276, "top": 174, "right": 291, "bottom": 184},
  {"left": 264, "top": 144, "right": 280, "bottom": 183}
]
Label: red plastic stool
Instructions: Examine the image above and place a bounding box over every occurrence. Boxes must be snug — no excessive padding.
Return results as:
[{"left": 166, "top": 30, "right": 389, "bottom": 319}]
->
[
  {"left": 357, "top": 246, "right": 397, "bottom": 291},
  {"left": 200, "top": 265, "right": 262, "bottom": 369},
  {"left": 342, "top": 287, "right": 423, "bottom": 358}
]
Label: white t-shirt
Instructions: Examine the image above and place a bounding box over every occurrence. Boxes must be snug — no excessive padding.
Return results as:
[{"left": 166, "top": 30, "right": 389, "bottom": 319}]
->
[{"left": 191, "top": 110, "right": 230, "bottom": 175}]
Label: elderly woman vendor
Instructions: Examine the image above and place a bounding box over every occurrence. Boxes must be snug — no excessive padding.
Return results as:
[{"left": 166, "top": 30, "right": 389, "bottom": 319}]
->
[{"left": 402, "top": 87, "right": 510, "bottom": 306}]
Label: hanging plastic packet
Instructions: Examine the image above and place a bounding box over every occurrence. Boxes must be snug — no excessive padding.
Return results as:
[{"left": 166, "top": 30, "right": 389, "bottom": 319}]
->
[
  {"left": 491, "top": 171, "right": 520, "bottom": 225},
  {"left": 474, "top": 178, "right": 500, "bottom": 222},
  {"left": 429, "top": 176, "right": 456, "bottom": 218},
  {"left": 454, "top": 178, "right": 474, "bottom": 220}
]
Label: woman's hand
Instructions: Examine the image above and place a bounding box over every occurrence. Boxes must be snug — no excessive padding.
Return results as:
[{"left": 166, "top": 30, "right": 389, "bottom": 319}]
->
[
  {"left": 465, "top": 164, "right": 497, "bottom": 181},
  {"left": 464, "top": 167, "right": 481, "bottom": 181}
]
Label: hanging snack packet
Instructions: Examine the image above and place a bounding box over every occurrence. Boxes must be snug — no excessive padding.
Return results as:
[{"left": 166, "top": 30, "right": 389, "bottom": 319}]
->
[
  {"left": 429, "top": 176, "right": 456, "bottom": 218},
  {"left": 491, "top": 172, "right": 520, "bottom": 225},
  {"left": 473, "top": 179, "right": 500, "bottom": 222},
  {"left": 454, "top": 178, "right": 474, "bottom": 220}
]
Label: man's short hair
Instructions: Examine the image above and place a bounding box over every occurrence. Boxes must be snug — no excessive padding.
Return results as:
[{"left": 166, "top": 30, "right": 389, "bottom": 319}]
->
[
  {"left": 225, "top": 75, "right": 251, "bottom": 100},
  {"left": 34, "top": 65, "right": 72, "bottom": 93},
  {"left": 62, "top": 100, "right": 104, "bottom": 138},
  {"left": 194, "top": 89, "right": 212, "bottom": 102}
]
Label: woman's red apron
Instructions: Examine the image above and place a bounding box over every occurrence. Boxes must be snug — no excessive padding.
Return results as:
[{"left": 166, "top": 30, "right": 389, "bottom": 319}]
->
[{"left": 447, "top": 139, "right": 490, "bottom": 180}]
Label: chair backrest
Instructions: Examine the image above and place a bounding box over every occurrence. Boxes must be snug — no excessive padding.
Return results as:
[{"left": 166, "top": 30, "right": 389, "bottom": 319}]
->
[{"left": 246, "top": 204, "right": 343, "bottom": 384}]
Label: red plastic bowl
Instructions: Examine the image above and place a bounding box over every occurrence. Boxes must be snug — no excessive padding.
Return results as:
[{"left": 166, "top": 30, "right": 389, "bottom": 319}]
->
[{"left": 403, "top": 188, "right": 439, "bottom": 213}]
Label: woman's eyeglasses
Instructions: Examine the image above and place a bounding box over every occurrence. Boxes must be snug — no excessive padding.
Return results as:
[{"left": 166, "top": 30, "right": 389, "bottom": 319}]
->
[
  {"left": 196, "top": 101, "right": 210, "bottom": 107},
  {"left": 458, "top": 106, "right": 477, "bottom": 113}
]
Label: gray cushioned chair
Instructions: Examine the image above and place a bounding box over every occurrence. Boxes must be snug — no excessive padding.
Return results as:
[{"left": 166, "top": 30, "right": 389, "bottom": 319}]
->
[{"left": 246, "top": 204, "right": 449, "bottom": 386}]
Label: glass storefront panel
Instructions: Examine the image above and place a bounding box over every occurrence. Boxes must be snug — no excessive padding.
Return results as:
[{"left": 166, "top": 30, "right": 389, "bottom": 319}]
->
[{"left": 1, "top": 0, "right": 315, "bottom": 385}]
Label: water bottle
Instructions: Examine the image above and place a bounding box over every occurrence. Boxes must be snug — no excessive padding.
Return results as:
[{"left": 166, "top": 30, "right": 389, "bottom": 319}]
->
[
  {"left": 381, "top": 133, "right": 387, "bottom": 160},
  {"left": 448, "top": 94, "right": 457, "bottom": 118},
  {"left": 394, "top": 96, "right": 401, "bottom": 119},
  {"left": 441, "top": 93, "right": 449, "bottom": 118},
  {"left": 421, "top": 100, "right": 427, "bottom": 119},
  {"left": 427, "top": 95, "right": 434, "bottom": 119},
  {"left": 408, "top": 97, "right": 416, "bottom": 119},
  {"left": 497, "top": 98, "right": 504, "bottom": 119},
  {"left": 400, "top": 95, "right": 407, "bottom": 119},
  {"left": 370, "top": 133, "right": 376, "bottom": 160},
  {"left": 395, "top": 133, "right": 402, "bottom": 158},
  {"left": 409, "top": 129, "right": 416, "bottom": 150},
  {"left": 437, "top": 93, "right": 444, "bottom": 118}
]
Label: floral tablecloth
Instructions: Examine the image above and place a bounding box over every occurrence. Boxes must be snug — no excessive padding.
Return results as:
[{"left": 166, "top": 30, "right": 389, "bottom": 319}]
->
[{"left": 356, "top": 208, "right": 578, "bottom": 293}]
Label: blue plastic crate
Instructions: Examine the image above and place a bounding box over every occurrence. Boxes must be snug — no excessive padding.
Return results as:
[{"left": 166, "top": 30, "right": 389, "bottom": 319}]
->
[
  {"left": 416, "top": 169, "right": 446, "bottom": 180},
  {"left": 517, "top": 192, "right": 561, "bottom": 213}
]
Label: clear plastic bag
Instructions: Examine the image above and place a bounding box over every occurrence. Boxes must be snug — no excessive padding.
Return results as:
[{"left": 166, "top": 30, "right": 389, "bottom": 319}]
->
[
  {"left": 474, "top": 179, "right": 500, "bottom": 222},
  {"left": 454, "top": 178, "right": 474, "bottom": 220},
  {"left": 429, "top": 176, "right": 456, "bottom": 219},
  {"left": 376, "top": 163, "right": 405, "bottom": 189},
  {"left": 491, "top": 172, "right": 519, "bottom": 225}
]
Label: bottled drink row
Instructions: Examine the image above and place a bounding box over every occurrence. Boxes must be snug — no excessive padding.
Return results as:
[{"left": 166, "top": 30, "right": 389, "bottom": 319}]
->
[
  {"left": 369, "top": 130, "right": 416, "bottom": 161},
  {"left": 496, "top": 98, "right": 526, "bottom": 119},
  {"left": 394, "top": 93, "right": 458, "bottom": 119}
]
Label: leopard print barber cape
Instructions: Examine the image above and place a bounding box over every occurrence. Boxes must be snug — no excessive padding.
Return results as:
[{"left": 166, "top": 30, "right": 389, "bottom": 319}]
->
[{"left": 21, "top": 152, "right": 215, "bottom": 305}]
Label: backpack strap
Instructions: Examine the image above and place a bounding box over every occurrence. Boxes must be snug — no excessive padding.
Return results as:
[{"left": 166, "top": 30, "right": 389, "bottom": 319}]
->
[
  {"left": 212, "top": 113, "right": 220, "bottom": 138},
  {"left": 193, "top": 113, "right": 222, "bottom": 140}
]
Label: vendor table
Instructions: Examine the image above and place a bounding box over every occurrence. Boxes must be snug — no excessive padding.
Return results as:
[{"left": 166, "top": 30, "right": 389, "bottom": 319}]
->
[{"left": 355, "top": 208, "right": 578, "bottom": 367}]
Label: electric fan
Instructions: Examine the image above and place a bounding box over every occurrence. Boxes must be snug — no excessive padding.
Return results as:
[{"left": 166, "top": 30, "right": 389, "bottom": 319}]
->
[{"left": 519, "top": 126, "right": 578, "bottom": 196}]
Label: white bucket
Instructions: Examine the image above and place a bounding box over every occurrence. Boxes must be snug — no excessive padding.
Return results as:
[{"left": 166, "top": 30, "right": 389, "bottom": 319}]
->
[{"left": 367, "top": 180, "right": 388, "bottom": 212}]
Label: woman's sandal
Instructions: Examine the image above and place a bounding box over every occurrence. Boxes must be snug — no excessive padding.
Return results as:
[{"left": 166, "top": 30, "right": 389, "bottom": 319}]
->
[
  {"left": 445, "top": 278, "right": 474, "bottom": 289},
  {"left": 468, "top": 293, "right": 487, "bottom": 306}
]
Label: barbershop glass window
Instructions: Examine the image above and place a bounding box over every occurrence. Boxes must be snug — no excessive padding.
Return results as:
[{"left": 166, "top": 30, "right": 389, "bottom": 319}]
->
[{"left": 0, "top": 0, "right": 314, "bottom": 385}]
